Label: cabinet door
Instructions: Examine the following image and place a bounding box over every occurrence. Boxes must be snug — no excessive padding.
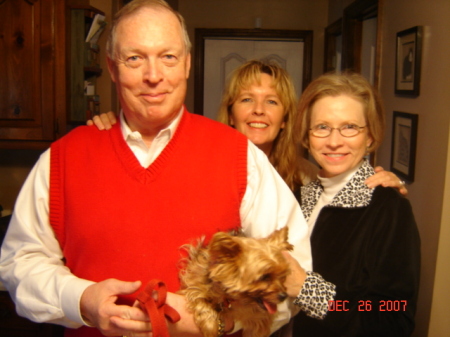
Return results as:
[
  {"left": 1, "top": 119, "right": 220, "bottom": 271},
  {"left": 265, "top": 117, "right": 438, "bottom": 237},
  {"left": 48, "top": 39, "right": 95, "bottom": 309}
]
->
[{"left": 0, "top": 0, "right": 57, "bottom": 142}]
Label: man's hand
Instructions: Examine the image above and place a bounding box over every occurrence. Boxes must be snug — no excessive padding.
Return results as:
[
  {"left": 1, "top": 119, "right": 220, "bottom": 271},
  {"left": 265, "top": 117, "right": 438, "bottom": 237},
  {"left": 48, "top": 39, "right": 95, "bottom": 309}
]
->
[{"left": 80, "top": 279, "right": 151, "bottom": 336}]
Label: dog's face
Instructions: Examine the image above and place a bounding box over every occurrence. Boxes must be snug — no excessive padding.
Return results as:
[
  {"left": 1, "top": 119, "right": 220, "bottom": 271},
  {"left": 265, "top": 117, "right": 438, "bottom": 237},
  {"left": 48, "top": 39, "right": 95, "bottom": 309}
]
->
[{"left": 207, "top": 227, "right": 293, "bottom": 314}]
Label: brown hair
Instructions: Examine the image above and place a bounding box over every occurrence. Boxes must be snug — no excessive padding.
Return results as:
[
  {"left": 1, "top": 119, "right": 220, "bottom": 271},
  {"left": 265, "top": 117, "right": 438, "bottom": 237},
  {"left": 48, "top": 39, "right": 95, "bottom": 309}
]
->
[
  {"left": 296, "top": 72, "right": 385, "bottom": 153},
  {"left": 106, "top": 0, "right": 191, "bottom": 59},
  {"left": 217, "top": 60, "right": 302, "bottom": 190}
]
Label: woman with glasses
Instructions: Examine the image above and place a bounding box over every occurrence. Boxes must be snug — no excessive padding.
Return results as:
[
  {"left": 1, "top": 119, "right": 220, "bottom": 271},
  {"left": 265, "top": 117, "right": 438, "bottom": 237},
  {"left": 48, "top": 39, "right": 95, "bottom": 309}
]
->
[{"left": 288, "top": 72, "right": 420, "bottom": 336}]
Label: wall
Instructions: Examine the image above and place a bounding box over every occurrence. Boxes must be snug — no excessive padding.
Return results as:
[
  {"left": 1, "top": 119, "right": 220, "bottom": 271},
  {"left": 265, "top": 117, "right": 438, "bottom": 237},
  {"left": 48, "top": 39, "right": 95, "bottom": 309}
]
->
[
  {"left": 178, "top": 0, "right": 329, "bottom": 113},
  {"left": 428, "top": 131, "right": 450, "bottom": 336},
  {"left": 327, "top": 0, "right": 353, "bottom": 23},
  {"left": 376, "top": 1, "right": 450, "bottom": 336},
  {"left": 327, "top": 1, "right": 450, "bottom": 336}
]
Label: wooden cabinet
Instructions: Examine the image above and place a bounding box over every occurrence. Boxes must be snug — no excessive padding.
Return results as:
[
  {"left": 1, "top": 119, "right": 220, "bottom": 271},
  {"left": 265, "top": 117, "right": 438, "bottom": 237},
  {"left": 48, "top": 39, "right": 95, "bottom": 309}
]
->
[
  {"left": 0, "top": 0, "right": 104, "bottom": 149},
  {"left": 0, "top": 0, "right": 67, "bottom": 149}
]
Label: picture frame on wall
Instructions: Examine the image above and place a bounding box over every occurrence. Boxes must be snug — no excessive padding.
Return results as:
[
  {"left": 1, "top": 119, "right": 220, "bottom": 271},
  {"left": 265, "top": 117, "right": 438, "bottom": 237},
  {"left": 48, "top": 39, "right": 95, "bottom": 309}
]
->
[
  {"left": 390, "top": 111, "right": 419, "bottom": 183},
  {"left": 395, "top": 26, "right": 423, "bottom": 96}
]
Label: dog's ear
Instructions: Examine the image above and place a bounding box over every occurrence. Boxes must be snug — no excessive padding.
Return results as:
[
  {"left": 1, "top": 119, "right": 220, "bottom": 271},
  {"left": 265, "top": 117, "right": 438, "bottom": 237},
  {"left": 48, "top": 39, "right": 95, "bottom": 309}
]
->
[
  {"left": 208, "top": 232, "right": 242, "bottom": 264},
  {"left": 267, "top": 226, "right": 294, "bottom": 251}
]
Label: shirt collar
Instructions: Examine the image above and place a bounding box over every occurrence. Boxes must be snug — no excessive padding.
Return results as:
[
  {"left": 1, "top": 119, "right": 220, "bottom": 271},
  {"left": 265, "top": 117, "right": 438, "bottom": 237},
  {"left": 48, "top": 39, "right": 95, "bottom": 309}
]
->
[
  {"left": 301, "top": 160, "right": 376, "bottom": 220},
  {"left": 119, "top": 106, "right": 184, "bottom": 143},
  {"left": 317, "top": 161, "right": 362, "bottom": 195}
]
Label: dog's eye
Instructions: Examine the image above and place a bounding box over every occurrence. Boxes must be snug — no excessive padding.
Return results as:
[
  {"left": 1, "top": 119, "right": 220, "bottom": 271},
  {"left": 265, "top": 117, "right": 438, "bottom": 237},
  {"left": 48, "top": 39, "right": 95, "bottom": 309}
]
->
[{"left": 258, "top": 273, "right": 272, "bottom": 282}]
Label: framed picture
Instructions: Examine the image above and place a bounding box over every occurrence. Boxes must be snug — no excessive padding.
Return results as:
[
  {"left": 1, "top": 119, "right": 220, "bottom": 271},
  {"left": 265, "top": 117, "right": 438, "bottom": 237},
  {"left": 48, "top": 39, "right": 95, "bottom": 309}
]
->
[
  {"left": 395, "top": 26, "right": 423, "bottom": 96},
  {"left": 390, "top": 111, "right": 419, "bottom": 183}
]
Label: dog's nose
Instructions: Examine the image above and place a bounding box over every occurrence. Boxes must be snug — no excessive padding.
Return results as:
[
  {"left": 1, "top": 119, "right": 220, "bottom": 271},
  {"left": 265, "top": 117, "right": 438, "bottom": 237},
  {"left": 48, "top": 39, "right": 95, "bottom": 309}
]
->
[{"left": 278, "top": 292, "right": 288, "bottom": 302}]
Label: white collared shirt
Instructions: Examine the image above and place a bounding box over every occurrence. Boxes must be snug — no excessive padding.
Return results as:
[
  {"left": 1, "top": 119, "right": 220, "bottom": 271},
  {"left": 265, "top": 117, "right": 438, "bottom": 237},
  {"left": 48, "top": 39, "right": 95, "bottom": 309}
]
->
[
  {"left": 0, "top": 110, "right": 311, "bottom": 331},
  {"left": 120, "top": 109, "right": 183, "bottom": 167}
]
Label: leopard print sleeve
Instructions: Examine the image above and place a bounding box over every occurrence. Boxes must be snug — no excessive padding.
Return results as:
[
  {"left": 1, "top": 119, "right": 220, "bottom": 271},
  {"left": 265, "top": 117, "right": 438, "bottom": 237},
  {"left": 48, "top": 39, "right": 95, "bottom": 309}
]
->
[{"left": 293, "top": 271, "right": 336, "bottom": 319}]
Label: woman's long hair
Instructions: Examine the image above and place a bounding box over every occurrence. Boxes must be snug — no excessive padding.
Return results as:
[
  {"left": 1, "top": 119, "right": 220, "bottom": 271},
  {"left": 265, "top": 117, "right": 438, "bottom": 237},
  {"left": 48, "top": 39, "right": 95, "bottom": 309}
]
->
[{"left": 217, "top": 60, "right": 304, "bottom": 191}]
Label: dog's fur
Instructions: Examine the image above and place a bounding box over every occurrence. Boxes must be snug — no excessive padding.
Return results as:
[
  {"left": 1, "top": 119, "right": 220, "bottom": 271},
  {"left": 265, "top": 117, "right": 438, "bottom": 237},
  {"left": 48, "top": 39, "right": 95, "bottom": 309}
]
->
[{"left": 178, "top": 226, "right": 293, "bottom": 337}]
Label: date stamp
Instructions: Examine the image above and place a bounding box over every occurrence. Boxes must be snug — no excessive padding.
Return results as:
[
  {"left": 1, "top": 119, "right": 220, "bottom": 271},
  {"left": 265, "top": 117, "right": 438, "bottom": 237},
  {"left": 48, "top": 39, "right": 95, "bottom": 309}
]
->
[{"left": 328, "top": 300, "right": 408, "bottom": 312}]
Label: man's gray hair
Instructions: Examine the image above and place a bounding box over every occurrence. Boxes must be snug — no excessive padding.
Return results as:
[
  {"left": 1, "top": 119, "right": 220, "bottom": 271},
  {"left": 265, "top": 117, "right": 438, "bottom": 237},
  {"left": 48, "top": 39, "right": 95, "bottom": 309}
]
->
[{"left": 106, "top": 0, "right": 191, "bottom": 59}]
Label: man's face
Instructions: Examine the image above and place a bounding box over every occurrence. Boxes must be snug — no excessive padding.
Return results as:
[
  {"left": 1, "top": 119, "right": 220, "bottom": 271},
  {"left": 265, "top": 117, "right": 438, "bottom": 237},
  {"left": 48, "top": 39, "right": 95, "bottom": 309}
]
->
[{"left": 107, "top": 7, "right": 191, "bottom": 138}]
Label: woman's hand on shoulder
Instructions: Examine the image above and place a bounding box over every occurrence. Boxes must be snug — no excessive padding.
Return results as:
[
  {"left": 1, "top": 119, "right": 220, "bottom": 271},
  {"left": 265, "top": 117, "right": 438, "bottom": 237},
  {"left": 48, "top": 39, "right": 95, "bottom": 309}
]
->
[
  {"left": 86, "top": 111, "right": 117, "bottom": 130},
  {"left": 365, "top": 166, "right": 408, "bottom": 196}
]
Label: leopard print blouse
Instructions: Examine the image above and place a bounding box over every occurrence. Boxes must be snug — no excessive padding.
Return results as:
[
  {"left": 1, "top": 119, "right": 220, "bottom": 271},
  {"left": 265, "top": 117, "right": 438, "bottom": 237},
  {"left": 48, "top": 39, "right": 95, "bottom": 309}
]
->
[{"left": 301, "top": 160, "right": 376, "bottom": 221}]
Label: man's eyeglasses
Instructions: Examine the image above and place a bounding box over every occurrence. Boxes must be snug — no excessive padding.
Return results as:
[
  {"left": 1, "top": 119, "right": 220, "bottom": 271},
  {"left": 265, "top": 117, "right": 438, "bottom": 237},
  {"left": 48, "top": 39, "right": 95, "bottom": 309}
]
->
[{"left": 310, "top": 124, "right": 366, "bottom": 138}]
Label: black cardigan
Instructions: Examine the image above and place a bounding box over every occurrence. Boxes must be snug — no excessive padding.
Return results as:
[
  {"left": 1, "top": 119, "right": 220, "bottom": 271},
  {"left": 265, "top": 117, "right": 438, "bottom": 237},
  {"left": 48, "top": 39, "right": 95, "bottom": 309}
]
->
[{"left": 293, "top": 163, "right": 421, "bottom": 337}]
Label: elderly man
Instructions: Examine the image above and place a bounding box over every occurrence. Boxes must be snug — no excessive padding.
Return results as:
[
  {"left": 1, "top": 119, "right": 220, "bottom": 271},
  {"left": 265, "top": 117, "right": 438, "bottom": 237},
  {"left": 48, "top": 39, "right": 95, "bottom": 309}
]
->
[{"left": 0, "top": 1, "right": 332, "bottom": 336}]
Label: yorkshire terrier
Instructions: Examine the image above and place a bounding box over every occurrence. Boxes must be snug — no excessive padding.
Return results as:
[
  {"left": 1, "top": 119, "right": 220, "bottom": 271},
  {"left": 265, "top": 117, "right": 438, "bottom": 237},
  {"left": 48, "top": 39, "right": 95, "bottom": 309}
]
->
[{"left": 179, "top": 226, "right": 293, "bottom": 337}]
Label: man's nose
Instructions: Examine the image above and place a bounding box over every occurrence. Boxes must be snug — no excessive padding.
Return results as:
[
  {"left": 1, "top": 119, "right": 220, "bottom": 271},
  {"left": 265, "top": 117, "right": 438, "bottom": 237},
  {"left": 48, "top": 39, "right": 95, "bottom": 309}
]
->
[{"left": 143, "top": 59, "right": 163, "bottom": 83}]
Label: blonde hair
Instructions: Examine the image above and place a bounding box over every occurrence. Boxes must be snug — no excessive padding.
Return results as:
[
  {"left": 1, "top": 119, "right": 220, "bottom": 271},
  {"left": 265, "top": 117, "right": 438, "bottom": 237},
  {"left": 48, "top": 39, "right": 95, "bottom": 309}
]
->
[
  {"left": 296, "top": 72, "right": 385, "bottom": 154},
  {"left": 106, "top": 0, "right": 191, "bottom": 59},
  {"left": 217, "top": 60, "right": 303, "bottom": 190}
]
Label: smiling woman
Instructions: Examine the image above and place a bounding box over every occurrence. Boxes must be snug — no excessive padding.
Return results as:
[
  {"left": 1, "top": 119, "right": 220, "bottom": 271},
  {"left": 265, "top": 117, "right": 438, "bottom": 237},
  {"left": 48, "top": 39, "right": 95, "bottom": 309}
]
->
[
  {"left": 292, "top": 72, "right": 420, "bottom": 337},
  {"left": 217, "top": 60, "right": 310, "bottom": 192},
  {"left": 228, "top": 73, "right": 286, "bottom": 156},
  {"left": 308, "top": 94, "right": 373, "bottom": 178}
]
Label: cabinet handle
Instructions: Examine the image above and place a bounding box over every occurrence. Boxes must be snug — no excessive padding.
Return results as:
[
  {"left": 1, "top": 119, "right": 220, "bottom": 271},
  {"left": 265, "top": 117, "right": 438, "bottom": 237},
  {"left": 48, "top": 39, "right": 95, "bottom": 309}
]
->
[
  {"left": 15, "top": 32, "right": 25, "bottom": 46},
  {"left": 13, "top": 105, "right": 21, "bottom": 115}
]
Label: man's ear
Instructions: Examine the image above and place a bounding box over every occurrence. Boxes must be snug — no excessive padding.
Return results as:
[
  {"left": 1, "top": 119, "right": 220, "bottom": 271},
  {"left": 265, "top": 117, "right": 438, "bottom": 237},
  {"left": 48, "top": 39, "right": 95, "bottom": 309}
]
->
[
  {"left": 185, "top": 53, "right": 191, "bottom": 79},
  {"left": 106, "top": 56, "right": 117, "bottom": 83}
]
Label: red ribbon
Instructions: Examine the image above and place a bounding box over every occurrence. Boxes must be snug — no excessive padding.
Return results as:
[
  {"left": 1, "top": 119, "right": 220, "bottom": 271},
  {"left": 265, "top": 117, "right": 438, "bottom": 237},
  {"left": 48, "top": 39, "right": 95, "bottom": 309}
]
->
[{"left": 136, "top": 279, "right": 181, "bottom": 337}]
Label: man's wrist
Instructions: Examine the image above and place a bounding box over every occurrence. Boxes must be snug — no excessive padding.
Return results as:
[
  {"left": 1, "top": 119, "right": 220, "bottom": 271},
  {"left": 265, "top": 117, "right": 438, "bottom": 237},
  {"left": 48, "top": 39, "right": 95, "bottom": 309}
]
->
[{"left": 62, "top": 277, "right": 95, "bottom": 326}]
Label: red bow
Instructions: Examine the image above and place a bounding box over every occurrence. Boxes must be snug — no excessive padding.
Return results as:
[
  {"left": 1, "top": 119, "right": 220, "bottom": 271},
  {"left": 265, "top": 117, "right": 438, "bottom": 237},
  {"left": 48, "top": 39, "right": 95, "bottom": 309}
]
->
[{"left": 136, "top": 280, "right": 181, "bottom": 337}]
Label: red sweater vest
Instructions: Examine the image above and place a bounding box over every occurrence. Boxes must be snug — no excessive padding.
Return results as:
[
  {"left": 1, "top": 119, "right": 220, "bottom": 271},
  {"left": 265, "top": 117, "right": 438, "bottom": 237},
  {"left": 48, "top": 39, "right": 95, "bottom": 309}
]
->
[{"left": 49, "top": 110, "right": 247, "bottom": 336}]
